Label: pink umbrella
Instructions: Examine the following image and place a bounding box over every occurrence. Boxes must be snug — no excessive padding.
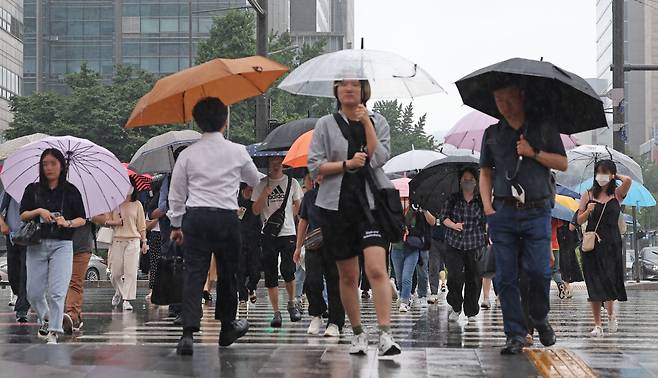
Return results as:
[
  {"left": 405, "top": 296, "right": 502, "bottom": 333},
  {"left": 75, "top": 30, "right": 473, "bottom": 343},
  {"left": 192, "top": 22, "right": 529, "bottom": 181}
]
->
[
  {"left": 444, "top": 111, "right": 579, "bottom": 152},
  {"left": 392, "top": 177, "right": 411, "bottom": 198}
]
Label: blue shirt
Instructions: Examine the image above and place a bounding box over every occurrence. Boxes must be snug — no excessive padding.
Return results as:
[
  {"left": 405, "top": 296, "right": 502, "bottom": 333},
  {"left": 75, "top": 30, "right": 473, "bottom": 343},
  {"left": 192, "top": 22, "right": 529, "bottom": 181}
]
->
[{"left": 0, "top": 191, "right": 21, "bottom": 232}]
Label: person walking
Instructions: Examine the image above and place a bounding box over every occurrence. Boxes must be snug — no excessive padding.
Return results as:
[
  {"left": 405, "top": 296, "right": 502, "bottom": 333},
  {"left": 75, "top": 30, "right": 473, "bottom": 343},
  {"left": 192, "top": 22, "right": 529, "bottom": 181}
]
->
[
  {"left": 169, "top": 97, "right": 260, "bottom": 355},
  {"left": 105, "top": 187, "right": 148, "bottom": 312},
  {"left": 252, "top": 156, "right": 303, "bottom": 327},
  {"left": 438, "top": 168, "right": 487, "bottom": 324},
  {"left": 479, "top": 81, "right": 567, "bottom": 354},
  {"left": 0, "top": 191, "right": 30, "bottom": 323},
  {"left": 308, "top": 79, "right": 401, "bottom": 356},
  {"left": 237, "top": 183, "right": 261, "bottom": 304},
  {"left": 294, "top": 174, "right": 345, "bottom": 337},
  {"left": 19, "top": 148, "right": 86, "bottom": 344},
  {"left": 557, "top": 213, "right": 584, "bottom": 299},
  {"left": 551, "top": 218, "right": 567, "bottom": 299},
  {"left": 427, "top": 223, "right": 448, "bottom": 305},
  {"left": 576, "top": 160, "right": 631, "bottom": 337}
]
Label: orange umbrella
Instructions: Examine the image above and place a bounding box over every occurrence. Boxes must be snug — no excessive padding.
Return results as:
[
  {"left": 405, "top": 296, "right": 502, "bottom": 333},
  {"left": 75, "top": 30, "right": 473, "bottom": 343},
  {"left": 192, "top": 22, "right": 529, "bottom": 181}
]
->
[
  {"left": 125, "top": 56, "right": 288, "bottom": 128},
  {"left": 283, "top": 130, "right": 313, "bottom": 168}
]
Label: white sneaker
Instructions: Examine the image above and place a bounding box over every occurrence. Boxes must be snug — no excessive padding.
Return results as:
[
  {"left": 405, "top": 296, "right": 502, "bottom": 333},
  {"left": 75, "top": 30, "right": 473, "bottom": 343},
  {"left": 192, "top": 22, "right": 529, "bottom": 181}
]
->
[
  {"left": 8, "top": 294, "right": 16, "bottom": 307},
  {"left": 122, "top": 300, "right": 133, "bottom": 311},
  {"left": 427, "top": 295, "right": 439, "bottom": 304},
  {"left": 468, "top": 316, "right": 477, "bottom": 323},
  {"left": 349, "top": 333, "right": 369, "bottom": 355},
  {"left": 378, "top": 332, "right": 402, "bottom": 356},
  {"left": 390, "top": 279, "right": 399, "bottom": 301},
  {"left": 112, "top": 292, "right": 121, "bottom": 307},
  {"left": 590, "top": 325, "right": 604, "bottom": 337},
  {"left": 608, "top": 315, "right": 618, "bottom": 333},
  {"left": 37, "top": 322, "right": 49, "bottom": 340},
  {"left": 418, "top": 297, "right": 428, "bottom": 306},
  {"left": 324, "top": 323, "right": 341, "bottom": 337},
  {"left": 307, "top": 316, "right": 322, "bottom": 335},
  {"left": 46, "top": 331, "right": 57, "bottom": 344},
  {"left": 449, "top": 309, "right": 461, "bottom": 322},
  {"left": 399, "top": 302, "right": 410, "bottom": 313}
]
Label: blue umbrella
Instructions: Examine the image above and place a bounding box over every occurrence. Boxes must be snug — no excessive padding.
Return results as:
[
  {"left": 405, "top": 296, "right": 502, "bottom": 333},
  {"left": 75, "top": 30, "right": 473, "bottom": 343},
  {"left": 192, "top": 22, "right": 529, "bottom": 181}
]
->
[
  {"left": 556, "top": 184, "right": 580, "bottom": 199},
  {"left": 572, "top": 178, "right": 656, "bottom": 207},
  {"left": 551, "top": 203, "right": 575, "bottom": 222}
]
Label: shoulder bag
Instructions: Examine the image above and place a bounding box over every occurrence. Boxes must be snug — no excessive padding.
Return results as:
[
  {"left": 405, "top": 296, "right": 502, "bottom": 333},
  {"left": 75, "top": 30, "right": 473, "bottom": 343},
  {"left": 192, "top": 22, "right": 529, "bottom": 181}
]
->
[
  {"left": 13, "top": 186, "right": 42, "bottom": 247},
  {"left": 581, "top": 200, "right": 608, "bottom": 253},
  {"left": 304, "top": 227, "right": 323, "bottom": 250}
]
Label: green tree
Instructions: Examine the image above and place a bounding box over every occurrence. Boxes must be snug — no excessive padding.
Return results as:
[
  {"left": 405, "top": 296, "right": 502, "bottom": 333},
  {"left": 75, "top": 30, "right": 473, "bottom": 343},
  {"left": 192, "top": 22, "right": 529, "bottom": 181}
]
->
[
  {"left": 6, "top": 64, "right": 182, "bottom": 161},
  {"left": 372, "top": 100, "right": 438, "bottom": 156},
  {"left": 638, "top": 159, "right": 658, "bottom": 231}
]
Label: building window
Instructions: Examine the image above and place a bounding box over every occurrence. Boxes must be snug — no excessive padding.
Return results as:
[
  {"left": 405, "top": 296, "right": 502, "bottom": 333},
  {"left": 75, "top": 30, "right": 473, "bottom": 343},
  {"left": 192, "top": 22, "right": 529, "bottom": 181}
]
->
[
  {"left": 122, "top": 4, "right": 140, "bottom": 17},
  {"left": 83, "top": 21, "right": 100, "bottom": 36},
  {"left": 123, "top": 16, "right": 140, "bottom": 34},
  {"left": 140, "top": 58, "right": 159, "bottom": 72},
  {"left": 141, "top": 18, "right": 158, "bottom": 34},
  {"left": 160, "top": 18, "right": 178, "bottom": 33},
  {"left": 160, "top": 58, "right": 178, "bottom": 73}
]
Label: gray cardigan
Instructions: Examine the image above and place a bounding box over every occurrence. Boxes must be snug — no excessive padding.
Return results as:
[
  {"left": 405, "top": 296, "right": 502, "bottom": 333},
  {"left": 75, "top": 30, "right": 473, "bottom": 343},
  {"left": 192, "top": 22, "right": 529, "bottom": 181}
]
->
[{"left": 308, "top": 110, "right": 393, "bottom": 211}]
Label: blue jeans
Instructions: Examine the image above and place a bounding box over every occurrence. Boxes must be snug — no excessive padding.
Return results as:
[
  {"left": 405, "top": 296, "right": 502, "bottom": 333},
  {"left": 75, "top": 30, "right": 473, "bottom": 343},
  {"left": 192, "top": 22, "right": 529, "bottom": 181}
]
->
[
  {"left": 416, "top": 250, "right": 430, "bottom": 298},
  {"left": 391, "top": 244, "right": 420, "bottom": 302},
  {"left": 26, "top": 239, "right": 73, "bottom": 334},
  {"left": 488, "top": 201, "right": 552, "bottom": 340},
  {"left": 551, "top": 249, "right": 563, "bottom": 285},
  {"left": 295, "top": 264, "right": 306, "bottom": 300}
]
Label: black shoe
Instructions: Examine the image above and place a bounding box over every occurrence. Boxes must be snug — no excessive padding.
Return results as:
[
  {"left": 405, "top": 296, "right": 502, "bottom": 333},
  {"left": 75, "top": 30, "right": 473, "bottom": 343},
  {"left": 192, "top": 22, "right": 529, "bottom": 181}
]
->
[
  {"left": 322, "top": 311, "right": 329, "bottom": 319},
  {"left": 219, "top": 319, "right": 249, "bottom": 347},
  {"left": 16, "top": 314, "right": 28, "bottom": 324},
  {"left": 203, "top": 291, "right": 213, "bottom": 303},
  {"left": 288, "top": 302, "right": 302, "bottom": 322},
  {"left": 168, "top": 309, "right": 178, "bottom": 318},
  {"left": 500, "top": 338, "right": 525, "bottom": 355},
  {"left": 176, "top": 335, "right": 194, "bottom": 356},
  {"left": 271, "top": 311, "right": 282, "bottom": 328},
  {"left": 557, "top": 282, "right": 567, "bottom": 300},
  {"left": 361, "top": 290, "right": 370, "bottom": 299},
  {"left": 62, "top": 313, "right": 73, "bottom": 335},
  {"left": 535, "top": 321, "right": 556, "bottom": 347},
  {"left": 173, "top": 315, "right": 183, "bottom": 326},
  {"left": 249, "top": 290, "right": 257, "bottom": 304}
]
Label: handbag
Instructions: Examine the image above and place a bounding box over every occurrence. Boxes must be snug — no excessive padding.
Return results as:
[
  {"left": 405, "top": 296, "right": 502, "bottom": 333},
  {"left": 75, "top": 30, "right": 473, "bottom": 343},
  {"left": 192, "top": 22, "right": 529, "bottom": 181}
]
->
[
  {"left": 96, "top": 227, "right": 114, "bottom": 244},
  {"left": 151, "top": 241, "right": 184, "bottom": 305},
  {"left": 581, "top": 200, "right": 608, "bottom": 253},
  {"left": 404, "top": 235, "right": 425, "bottom": 250},
  {"left": 13, "top": 188, "right": 42, "bottom": 247},
  {"left": 478, "top": 245, "right": 496, "bottom": 278},
  {"left": 304, "top": 227, "right": 323, "bottom": 250},
  {"left": 261, "top": 176, "right": 292, "bottom": 238},
  {"left": 333, "top": 113, "right": 405, "bottom": 243}
]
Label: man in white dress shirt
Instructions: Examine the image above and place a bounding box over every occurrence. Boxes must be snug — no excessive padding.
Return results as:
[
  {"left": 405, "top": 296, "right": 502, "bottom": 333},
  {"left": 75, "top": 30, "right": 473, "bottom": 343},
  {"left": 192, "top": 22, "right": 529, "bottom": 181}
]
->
[{"left": 168, "top": 97, "right": 261, "bottom": 355}]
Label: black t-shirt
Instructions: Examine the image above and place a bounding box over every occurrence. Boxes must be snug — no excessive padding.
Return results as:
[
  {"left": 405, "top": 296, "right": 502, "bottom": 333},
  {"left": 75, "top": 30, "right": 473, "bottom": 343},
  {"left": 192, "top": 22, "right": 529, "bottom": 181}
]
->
[
  {"left": 300, "top": 187, "right": 322, "bottom": 231},
  {"left": 480, "top": 119, "right": 566, "bottom": 202},
  {"left": 20, "top": 182, "right": 86, "bottom": 241},
  {"left": 338, "top": 120, "right": 367, "bottom": 214},
  {"left": 238, "top": 196, "right": 261, "bottom": 239}
]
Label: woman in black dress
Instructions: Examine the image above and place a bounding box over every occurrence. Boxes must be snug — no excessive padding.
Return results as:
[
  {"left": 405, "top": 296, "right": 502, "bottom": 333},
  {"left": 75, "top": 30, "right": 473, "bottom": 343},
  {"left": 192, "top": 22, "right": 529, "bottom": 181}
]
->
[
  {"left": 557, "top": 212, "right": 584, "bottom": 298},
  {"left": 576, "top": 159, "right": 632, "bottom": 337}
]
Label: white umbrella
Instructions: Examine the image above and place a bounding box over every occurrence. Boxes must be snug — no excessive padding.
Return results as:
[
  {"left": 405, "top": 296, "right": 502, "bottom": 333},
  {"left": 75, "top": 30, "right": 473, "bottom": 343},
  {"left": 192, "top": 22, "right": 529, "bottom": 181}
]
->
[
  {"left": 555, "top": 144, "right": 643, "bottom": 190},
  {"left": 129, "top": 130, "right": 201, "bottom": 174},
  {"left": 0, "top": 133, "right": 49, "bottom": 161},
  {"left": 0, "top": 136, "right": 131, "bottom": 217},
  {"left": 383, "top": 149, "right": 446, "bottom": 174},
  {"left": 278, "top": 49, "right": 446, "bottom": 99},
  {"left": 439, "top": 144, "right": 481, "bottom": 159}
]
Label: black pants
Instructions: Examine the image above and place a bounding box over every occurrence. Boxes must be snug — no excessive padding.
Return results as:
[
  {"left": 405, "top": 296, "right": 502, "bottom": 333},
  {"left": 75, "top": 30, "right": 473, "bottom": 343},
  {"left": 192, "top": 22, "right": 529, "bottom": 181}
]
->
[
  {"left": 359, "top": 254, "right": 370, "bottom": 291},
  {"left": 261, "top": 235, "right": 296, "bottom": 288},
  {"left": 305, "top": 246, "right": 345, "bottom": 329},
  {"left": 444, "top": 245, "right": 482, "bottom": 317},
  {"left": 6, "top": 237, "right": 29, "bottom": 316},
  {"left": 181, "top": 208, "right": 241, "bottom": 331},
  {"left": 237, "top": 240, "right": 261, "bottom": 301}
]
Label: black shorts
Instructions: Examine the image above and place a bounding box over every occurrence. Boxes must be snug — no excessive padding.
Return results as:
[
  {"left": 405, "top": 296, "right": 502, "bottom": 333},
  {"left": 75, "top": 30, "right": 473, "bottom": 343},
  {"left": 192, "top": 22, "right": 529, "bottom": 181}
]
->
[
  {"left": 321, "top": 208, "right": 389, "bottom": 261},
  {"left": 261, "top": 235, "right": 296, "bottom": 288}
]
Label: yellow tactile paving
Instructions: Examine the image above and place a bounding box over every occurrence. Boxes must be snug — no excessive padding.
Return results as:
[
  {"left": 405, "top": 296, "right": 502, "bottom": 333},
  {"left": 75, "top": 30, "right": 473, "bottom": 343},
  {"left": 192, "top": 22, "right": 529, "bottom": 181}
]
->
[{"left": 526, "top": 348, "right": 598, "bottom": 378}]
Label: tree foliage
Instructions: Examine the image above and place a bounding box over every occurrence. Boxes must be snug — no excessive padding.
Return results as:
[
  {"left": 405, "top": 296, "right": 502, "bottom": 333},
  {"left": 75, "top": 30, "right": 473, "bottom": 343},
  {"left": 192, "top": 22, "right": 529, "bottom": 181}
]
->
[{"left": 372, "top": 100, "right": 438, "bottom": 156}]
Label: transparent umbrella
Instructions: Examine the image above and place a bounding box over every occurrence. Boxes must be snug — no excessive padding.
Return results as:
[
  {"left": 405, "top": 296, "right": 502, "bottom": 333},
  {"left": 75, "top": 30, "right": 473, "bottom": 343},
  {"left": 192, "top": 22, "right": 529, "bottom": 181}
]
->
[
  {"left": 555, "top": 145, "right": 643, "bottom": 190},
  {"left": 278, "top": 49, "right": 446, "bottom": 99},
  {"left": 383, "top": 149, "right": 446, "bottom": 175}
]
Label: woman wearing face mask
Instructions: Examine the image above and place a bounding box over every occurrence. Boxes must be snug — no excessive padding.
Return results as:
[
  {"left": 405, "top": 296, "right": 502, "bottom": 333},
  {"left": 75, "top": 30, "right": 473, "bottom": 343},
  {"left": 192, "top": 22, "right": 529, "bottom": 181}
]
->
[
  {"left": 438, "top": 168, "right": 487, "bottom": 324},
  {"left": 576, "top": 159, "right": 631, "bottom": 337}
]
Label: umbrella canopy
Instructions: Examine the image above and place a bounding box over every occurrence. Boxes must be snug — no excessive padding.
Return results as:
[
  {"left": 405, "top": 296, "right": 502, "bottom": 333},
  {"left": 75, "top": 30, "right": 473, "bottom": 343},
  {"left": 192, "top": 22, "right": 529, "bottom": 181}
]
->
[
  {"left": 456, "top": 58, "right": 607, "bottom": 135},
  {"left": 572, "top": 178, "right": 656, "bottom": 207},
  {"left": 551, "top": 203, "right": 575, "bottom": 222},
  {"left": 246, "top": 143, "right": 288, "bottom": 169},
  {"left": 278, "top": 49, "right": 446, "bottom": 99},
  {"left": 443, "top": 111, "right": 579, "bottom": 152},
  {"left": 439, "top": 145, "right": 482, "bottom": 159},
  {"left": 556, "top": 183, "right": 581, "bottom": 199},
  {"left": 555, "top": 194, "right": 579, "bottom": 211},
  {"left": 258, "top": 118, "right": 318, "bottom": 151},
  {"left": 121, "top": 163, "right": 152, "bottom": 192},
  {"left": 383, "top": 149, "right": 446, "bottom": 175},
  {"left": 0, "top": 133, "right": 49, "bottom": 162},
  {"left": 129, "top": 130, "right": 201, "bottom": 174},
  {"left": 556, "top": 144, "right": 643, "bottom": 190},
  {"left": 283, "top": 130, "right": 313, "bottom": 168},
  {"left": 126, "top": 56, "right": 288, "bottom": 128},
  {"left": 391, "top": 177, "right": 411, "bottom": 198},
  {"left": 409, "top": 155, "right": 480, "bottom": 213},
  {"left": 0, "top": 136, "right": 131, "bottom": 217}
]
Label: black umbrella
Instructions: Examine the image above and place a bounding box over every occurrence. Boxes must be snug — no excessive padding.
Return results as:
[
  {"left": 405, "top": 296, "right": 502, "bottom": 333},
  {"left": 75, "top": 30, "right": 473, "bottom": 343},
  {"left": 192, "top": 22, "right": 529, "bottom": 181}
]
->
[
  {"left": 409, "top": 155, "right": 480, "bottom": 214},
  {"left": 455, "top": 58, "right": 607, "bottom": 135},
  {"left": 258, "top": 118, "right": 319, "bottom": 151}
]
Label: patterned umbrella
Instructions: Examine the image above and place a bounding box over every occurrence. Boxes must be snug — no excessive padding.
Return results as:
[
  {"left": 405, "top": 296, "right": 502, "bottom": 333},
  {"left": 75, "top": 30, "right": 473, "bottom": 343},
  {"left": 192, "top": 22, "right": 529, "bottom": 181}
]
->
[{"left": 122, "top": 163, "right": 152, "bottom": 192}]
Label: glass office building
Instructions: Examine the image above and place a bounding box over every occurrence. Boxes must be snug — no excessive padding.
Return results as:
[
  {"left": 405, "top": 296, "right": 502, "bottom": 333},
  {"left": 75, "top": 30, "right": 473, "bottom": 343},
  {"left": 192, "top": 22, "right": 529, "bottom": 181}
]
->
[{"left": 0, "top": 0, "right": 22, "bottom": 133}]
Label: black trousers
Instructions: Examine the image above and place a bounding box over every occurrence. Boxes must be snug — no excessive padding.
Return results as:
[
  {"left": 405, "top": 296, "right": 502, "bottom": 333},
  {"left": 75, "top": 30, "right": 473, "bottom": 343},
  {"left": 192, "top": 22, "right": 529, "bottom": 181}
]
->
[
  {"left": 359, "top": 254, "right": 370, "bottom": 291},
  {"left": 305, "top": 246, "right": 345, "bottom": 329},
  {"left": 237, "top": 240, "right": 261, "bottom": 301},
  {"left": 181, "top": 208, "right": 241, "bottom": 331},
  {"left": 444, "top": 245, "right": 482, "bottom": 317},
  {"left": 6, "top": 237, "right": 30, "bottom": 316}
]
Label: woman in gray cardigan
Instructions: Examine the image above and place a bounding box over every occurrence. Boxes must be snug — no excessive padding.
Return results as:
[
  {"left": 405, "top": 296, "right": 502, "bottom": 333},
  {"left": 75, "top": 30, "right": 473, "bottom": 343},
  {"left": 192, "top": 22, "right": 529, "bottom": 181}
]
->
[{"left": 308, "top": 79, "right": 401, "bottom": 357}]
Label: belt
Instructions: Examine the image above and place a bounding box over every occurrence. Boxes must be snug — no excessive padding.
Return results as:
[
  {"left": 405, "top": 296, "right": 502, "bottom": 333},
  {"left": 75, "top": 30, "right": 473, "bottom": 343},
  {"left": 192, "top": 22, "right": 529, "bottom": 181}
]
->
[
  {"left": 186, "top": 207, "right": 235, "bottom": 214},
  {"left": 498, "top": 197, "right": 549, "bottom": 209}
]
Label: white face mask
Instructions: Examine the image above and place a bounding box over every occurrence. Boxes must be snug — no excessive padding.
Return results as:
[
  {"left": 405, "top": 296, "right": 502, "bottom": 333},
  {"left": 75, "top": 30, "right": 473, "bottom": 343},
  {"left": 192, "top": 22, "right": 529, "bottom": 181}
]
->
[{"left": 595, "top": 174, "right": 611, "bottom": 187}]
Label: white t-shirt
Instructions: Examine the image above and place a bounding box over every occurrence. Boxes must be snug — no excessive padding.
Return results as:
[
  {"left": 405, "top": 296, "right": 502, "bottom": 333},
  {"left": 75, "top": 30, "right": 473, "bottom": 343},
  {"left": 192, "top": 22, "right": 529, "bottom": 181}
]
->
[{"left": 252, "top": 175, "right": 303, "bottom": 237}]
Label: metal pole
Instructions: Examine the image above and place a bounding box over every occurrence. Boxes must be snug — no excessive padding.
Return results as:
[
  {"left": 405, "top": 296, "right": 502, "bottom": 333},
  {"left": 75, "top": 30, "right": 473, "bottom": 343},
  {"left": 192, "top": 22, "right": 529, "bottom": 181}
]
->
[
  {"left": 255, "top": 0, "right": 268, "bottom": 141},
  {"left": 35, "top": 0, "right": 42, "bottom": 92},
  {"left": 612, "top": 0, "right": 625, "bottom": 153},
  {"left": 633, "top": 206, "right": 640, "bottom": 282},
  {"left": 188, "top": 0, "right": 193, "bottom": 67}
]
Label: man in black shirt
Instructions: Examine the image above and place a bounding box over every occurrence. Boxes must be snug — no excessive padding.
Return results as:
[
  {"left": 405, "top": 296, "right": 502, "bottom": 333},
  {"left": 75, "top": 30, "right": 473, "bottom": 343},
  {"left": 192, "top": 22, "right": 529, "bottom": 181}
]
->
[
  {"left": 479, "top": 84, "right": 568, "bottom": 355},
  {"left": 237, "top": 183, "right": 262, "bottom": 304}
]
